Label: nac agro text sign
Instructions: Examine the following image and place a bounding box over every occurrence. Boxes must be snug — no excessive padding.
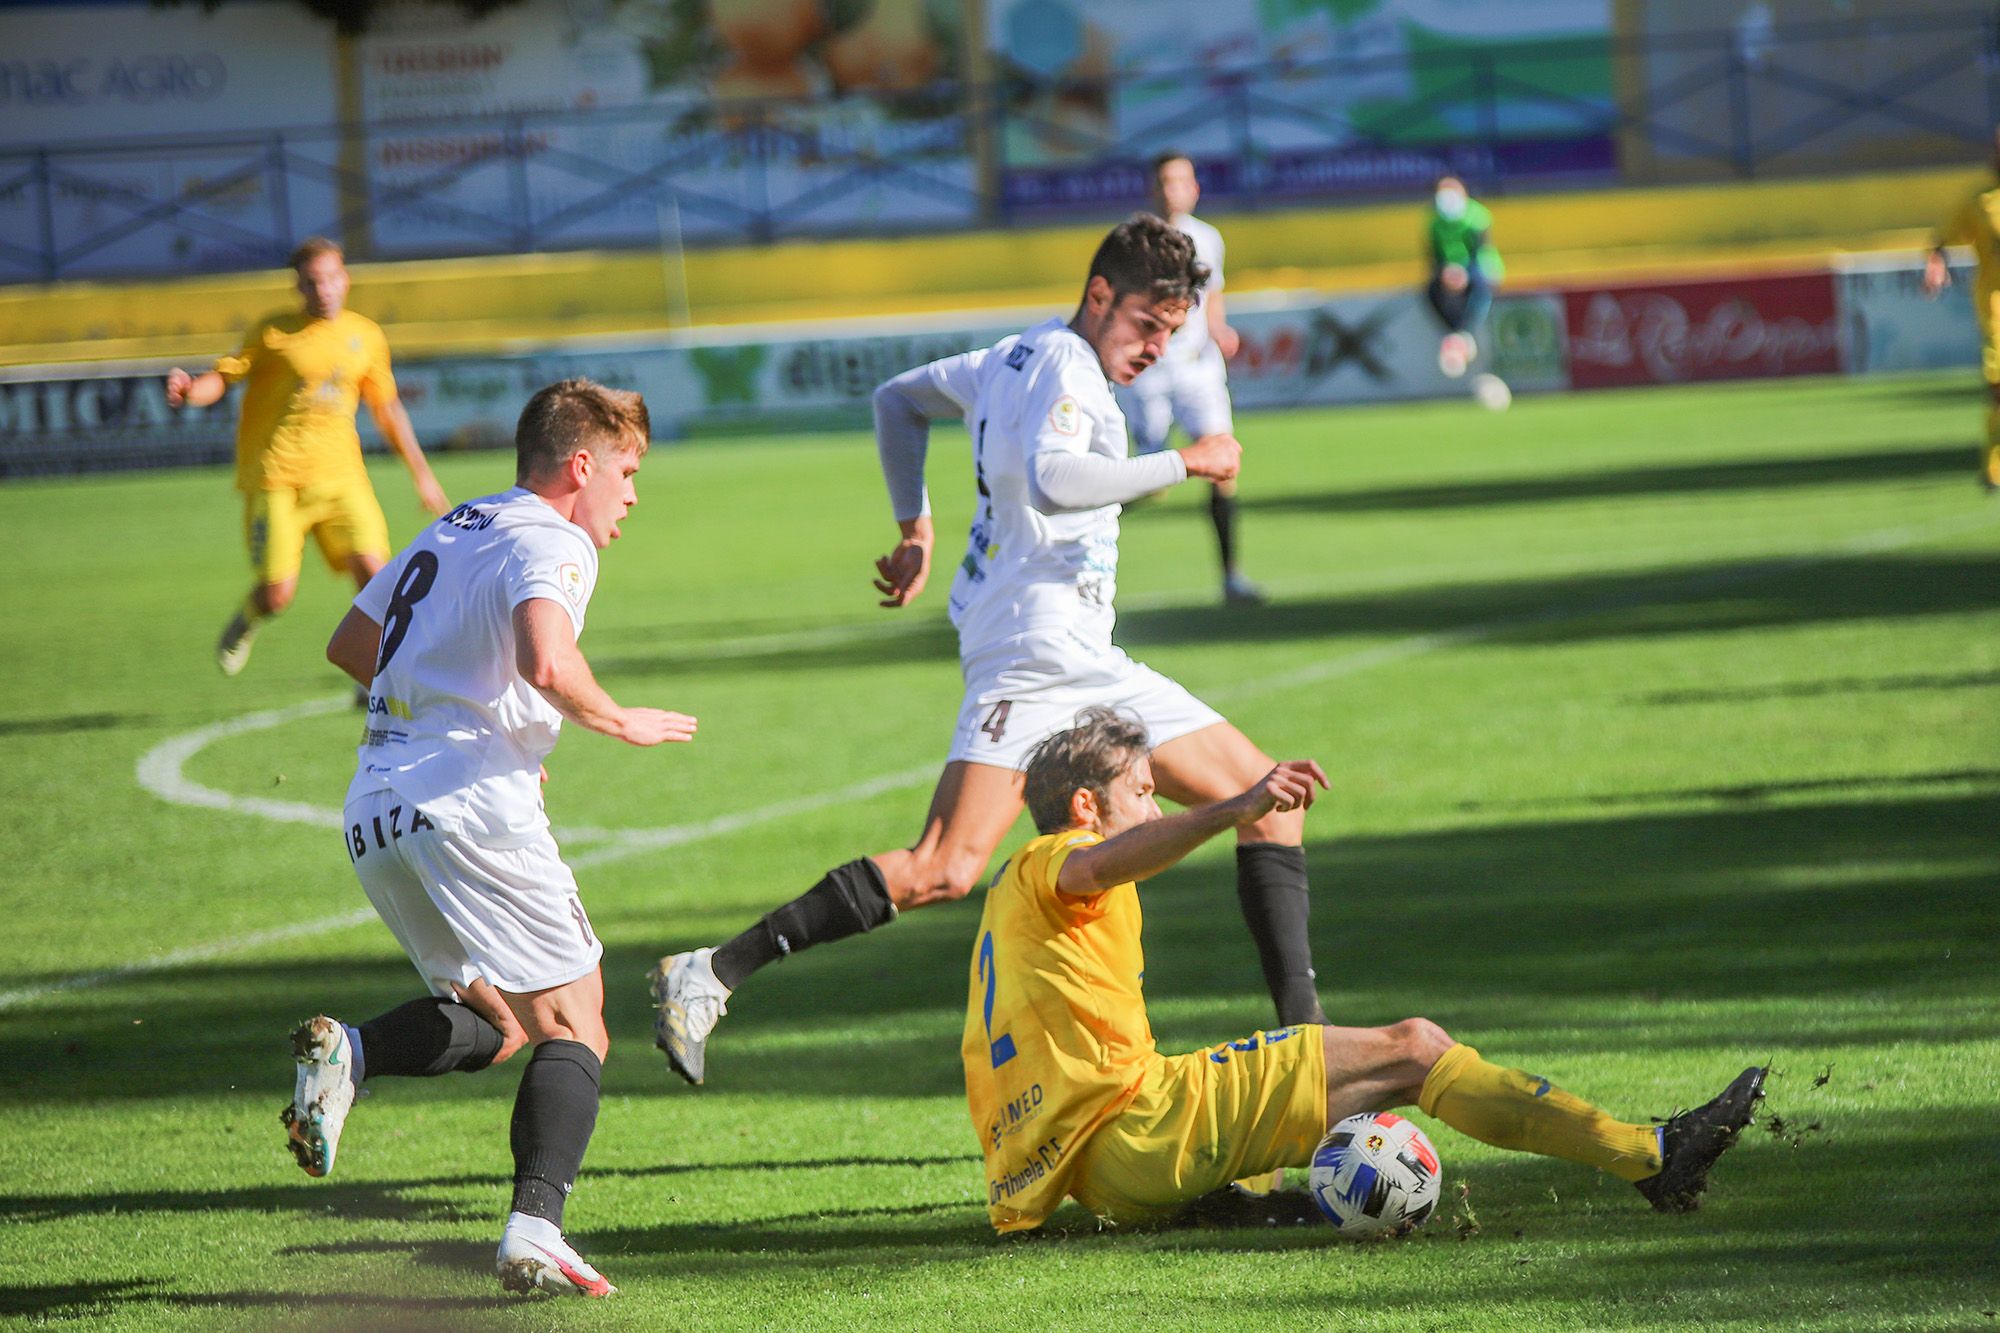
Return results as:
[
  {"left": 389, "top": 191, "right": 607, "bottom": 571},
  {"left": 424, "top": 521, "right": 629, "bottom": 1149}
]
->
[{"left": 1563, "top": 273, "right": 1841, "bottom": 388}]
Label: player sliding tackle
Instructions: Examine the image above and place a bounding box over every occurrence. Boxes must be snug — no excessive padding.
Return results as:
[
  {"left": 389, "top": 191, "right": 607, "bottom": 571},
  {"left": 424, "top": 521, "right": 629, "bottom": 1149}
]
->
[
  {"left": 285, "top": 380, "right": 695, "bottom": 1299},
  {"left": 653, "top": 215, "right": 1327, "bottom": 1084},
  {"left": 967, "top": 709, "right": 1767, "bottom": 1232}
]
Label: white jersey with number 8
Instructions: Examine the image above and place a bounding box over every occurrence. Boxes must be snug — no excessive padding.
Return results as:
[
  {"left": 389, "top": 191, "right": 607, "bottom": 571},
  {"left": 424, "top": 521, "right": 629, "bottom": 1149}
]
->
[{"left": 345, "top": 487, "right": 598, "bottom": 848}]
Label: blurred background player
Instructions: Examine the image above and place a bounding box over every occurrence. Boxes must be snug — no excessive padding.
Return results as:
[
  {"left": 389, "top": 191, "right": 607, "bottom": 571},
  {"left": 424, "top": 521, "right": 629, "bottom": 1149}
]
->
[
  {"left": 290, "top": 379, "right": 697, "bottom": 1298},
  {"left": 164, "top": 237, "right": 450, "bottom": 679},
  {"left": 966, "top": 709, "right": 1768, "bottom": 1233},
  {"left": 1424, "top": 175, "right": 1504, "bottom": 379},
  {"left": 1922, "top": 127, "right": 2000, "bottom": 494},
  {"left": 1120, "top": 152, "right": 1263, "bottom": 605},
  {"left": 651, "top": 216, "right": 1329, "bottom": 1087}
]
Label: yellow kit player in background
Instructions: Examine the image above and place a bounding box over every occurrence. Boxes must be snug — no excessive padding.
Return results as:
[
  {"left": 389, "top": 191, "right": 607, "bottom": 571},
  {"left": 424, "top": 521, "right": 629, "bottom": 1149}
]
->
[
  {"left": 965, "top": 708, "right": 1766, "bottom": 1233},
  {"left": 165, "top": 237, "right": 450, "bottom": 675},
  {"left": 1924, "top": 128, "right": 2000, "bottom": 494}
]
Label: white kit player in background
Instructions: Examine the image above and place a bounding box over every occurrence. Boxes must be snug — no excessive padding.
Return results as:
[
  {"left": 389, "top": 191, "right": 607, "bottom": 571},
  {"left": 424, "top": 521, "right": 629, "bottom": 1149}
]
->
[
  {"left": 284, "top": 379, "right": 696, "bottom": 1300},
  {"left": 1120, "top": 151, "right": 1264, "bottom": 605},
  {"left": 651, "top": 216, "right": 1331, "bottom": 1090}
]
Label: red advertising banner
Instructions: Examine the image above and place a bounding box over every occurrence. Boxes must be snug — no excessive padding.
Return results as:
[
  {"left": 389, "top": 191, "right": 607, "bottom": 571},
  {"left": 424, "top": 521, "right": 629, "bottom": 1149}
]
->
[{"left": 1563, "top": 273, "right": 1841, "bottom": 388}]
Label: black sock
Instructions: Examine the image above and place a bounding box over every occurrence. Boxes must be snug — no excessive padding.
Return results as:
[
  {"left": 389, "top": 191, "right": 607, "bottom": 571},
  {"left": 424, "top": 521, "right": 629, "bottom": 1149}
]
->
[
  {"left": 509, "top": 1039, "right": 602, "bottom": 1227},
  {"left": 710, "top": 857, "right": 896, "bottom": 990},
  {"left": 1235, "top": 843, "right": 1327, "bottom": 1026},
  {"left": 1209, "top": 486, "right": 1240, "bottom": 576},
  {"left": 355, "top": 997, "right": 504, "bottom": 1079}
]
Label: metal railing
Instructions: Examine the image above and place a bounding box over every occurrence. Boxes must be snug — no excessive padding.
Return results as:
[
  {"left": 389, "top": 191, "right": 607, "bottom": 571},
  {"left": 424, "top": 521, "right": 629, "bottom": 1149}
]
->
[{"left": 2, "top": 8, "right": 1994, "bottom": 283}]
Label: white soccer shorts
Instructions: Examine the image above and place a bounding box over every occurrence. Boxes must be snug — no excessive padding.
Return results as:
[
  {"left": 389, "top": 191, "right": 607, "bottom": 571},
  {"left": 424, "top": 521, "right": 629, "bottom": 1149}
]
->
[
  {"left": 946, "top": 630, "right": 1225, "bottom": 771},
  {"left": 342, "top": 788, "right": 603, "bottom": 996},
  {"left": 1123, "top": 350, "right": 1234, "bottom": 456}
]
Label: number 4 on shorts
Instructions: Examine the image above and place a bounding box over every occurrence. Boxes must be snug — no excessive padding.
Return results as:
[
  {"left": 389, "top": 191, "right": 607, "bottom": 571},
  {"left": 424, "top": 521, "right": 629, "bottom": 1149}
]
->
[{"left": 981, "top": 700, "right": 1012, "bottom": 743}]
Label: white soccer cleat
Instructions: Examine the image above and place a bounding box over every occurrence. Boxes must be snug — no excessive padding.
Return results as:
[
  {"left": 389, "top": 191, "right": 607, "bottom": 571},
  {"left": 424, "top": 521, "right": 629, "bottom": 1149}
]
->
[
  {"left": 216, "top": 612, "right": 260, "bottom": 677},
  {"left": 496, "top": 1212, "right": 616, "bottom": 1298},
  {"left": 280, "top": 1015, "right": 357, "bottom": 1178},
  {"left": 649, "top": 947, "right": 729, "bottom": 1086},
  {"left": 1437, "top": 334, "right": 1469, "bottom": 379}
]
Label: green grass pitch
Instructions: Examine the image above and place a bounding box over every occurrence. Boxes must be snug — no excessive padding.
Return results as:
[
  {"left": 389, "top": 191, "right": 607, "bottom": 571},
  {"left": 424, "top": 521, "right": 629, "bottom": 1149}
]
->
[{"left": 0, "top": 371, "right": 1995, "bottom": 1330}]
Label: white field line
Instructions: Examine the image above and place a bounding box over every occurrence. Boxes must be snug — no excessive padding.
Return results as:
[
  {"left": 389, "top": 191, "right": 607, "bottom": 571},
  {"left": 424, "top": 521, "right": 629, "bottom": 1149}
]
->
[{"left": 4, "top": 508, "right": 1986, "bottom": 1016}]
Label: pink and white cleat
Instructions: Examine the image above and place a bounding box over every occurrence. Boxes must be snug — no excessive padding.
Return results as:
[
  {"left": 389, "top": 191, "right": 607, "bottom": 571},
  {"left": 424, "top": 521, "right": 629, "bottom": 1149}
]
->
[{"left": 496, "top": 1212, "right": 617, "bottom": 1298}]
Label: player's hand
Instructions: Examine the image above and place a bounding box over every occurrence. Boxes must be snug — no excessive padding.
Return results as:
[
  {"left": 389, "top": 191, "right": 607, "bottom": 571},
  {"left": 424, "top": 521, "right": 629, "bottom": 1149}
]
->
[
  {"left": 616, "top": 708, "right": 698, "bottom": 747},
  {"left": 1922, "top": 251, "right": 1951, "bottom": 297},
  {"left": 1214, "top": 323, "right": 1242, "bottom": 360},
  {"left": 538, "top": 764, "right": 549, "bottom": 786},
  {"left": 873, "top": 531, "right": 933, "bottom": 608},
  {"left": 1180, "top": 433, "right": 1242, "bottom": 483},
  {"left": 1233, "top": 761, "right": 1330, "bottom": 821},
  {"left": 164, "top": 368, "right": 192, "bottom": 408},
  {"left": 1441, "top": 263, "right": 1469, "bottom": 293},
  {"left": 414, "top": 473, "right": 451, "bottom": 517}
]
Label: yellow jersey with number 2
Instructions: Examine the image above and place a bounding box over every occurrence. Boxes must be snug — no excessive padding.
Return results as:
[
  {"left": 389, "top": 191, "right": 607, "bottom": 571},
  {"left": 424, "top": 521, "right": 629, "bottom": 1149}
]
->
[
  {"left": 215, "top": 308, "right": 397, "bottom": 493},
  {"left": 962, "top": 829, "right": 1158, "bottom": 1232}
]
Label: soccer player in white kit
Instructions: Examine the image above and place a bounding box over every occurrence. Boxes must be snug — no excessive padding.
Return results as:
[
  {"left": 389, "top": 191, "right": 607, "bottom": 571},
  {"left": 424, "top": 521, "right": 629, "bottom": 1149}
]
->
[
  {"left": 1119, "top": 152, "right": 1263, "bottom": 605},
  {"left": 652, "top": 215, "right": 1327, "bottom": 1085},
  {"left": 283, "top": 379, "right": 696, "bottom": 1299}
]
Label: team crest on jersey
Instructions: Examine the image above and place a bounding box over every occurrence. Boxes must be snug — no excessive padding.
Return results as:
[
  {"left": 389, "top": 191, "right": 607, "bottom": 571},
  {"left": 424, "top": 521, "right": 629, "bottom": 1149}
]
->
[
  {"left": 558, "top": 562, "right": 585, "bottom": 606},
  {"left": 1048, "top": 396, "right": 1080, "bottom": 436}
]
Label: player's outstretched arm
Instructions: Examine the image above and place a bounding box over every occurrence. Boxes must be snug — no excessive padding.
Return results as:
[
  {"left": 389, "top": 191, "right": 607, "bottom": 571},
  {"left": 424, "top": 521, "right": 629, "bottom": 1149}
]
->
[
  {"left": 369, "top": 397, "right": 449, "bottom": 516},
  {"left": 326, "top": 606, "right": 383, "bottom": 687},
  {"left": 1056, "top": 760, "right": 1328, "bottom": 897},
  {"left": 513, "top": 598, "right": 696, "bottom": 746},
  {"left": 164, "top": 368, "right": 228, "bottom": 409}
]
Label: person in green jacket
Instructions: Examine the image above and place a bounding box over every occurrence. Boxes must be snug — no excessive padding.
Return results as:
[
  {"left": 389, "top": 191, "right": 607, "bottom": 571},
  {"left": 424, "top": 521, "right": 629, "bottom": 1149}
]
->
[{"left": 1424, "top": 175, "right": 1504, "bottom": 378}]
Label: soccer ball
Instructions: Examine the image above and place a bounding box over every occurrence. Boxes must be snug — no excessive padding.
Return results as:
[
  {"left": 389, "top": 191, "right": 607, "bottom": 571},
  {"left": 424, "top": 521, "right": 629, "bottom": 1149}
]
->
[
  {"left": 1472, "top": 373, "right": 1512, "bottom": 411},
  {"left": 1307, "top": 1112, "right": 1442, "bottom": 1239}
]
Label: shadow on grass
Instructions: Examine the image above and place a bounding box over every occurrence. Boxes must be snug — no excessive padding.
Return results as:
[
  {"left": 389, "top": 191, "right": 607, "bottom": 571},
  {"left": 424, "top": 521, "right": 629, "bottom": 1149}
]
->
[
  {"left": 1633, "top": 668, "right": 2000, "bottom": 705},
  {"left": 1226, "top": 444, "right": 1976, "bottom": 516},
  {"left": 576, "top": 547, "right": 2000, "bottom": 684}
]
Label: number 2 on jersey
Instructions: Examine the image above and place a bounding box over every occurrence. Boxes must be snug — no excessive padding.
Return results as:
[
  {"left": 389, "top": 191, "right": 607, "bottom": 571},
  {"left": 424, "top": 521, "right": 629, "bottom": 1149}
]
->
[
  {"left": 374, "top": 550, "right": 440, "bottom": 673},
  {"left": 978, "top": 931, "right": 1016, "bottom": 1068}
]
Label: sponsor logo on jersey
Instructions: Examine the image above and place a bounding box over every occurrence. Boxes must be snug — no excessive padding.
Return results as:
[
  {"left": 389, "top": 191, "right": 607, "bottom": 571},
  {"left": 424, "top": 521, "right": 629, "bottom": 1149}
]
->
[
  {"left": 1048, "top": 395, "right": 1080, "bottom": 436},
  {"left": 559, "top": 562, "right": 585, "bottom": 606}
]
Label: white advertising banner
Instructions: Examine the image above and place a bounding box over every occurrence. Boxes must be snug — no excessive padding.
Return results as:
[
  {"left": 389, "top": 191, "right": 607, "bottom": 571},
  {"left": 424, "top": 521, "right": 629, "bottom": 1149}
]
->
[
  {"left": 0, "top": 0, "right": 340, "bottom": 279},
  {"left": 1836, "top": 254, "right": 1980, "bottom": 375}
]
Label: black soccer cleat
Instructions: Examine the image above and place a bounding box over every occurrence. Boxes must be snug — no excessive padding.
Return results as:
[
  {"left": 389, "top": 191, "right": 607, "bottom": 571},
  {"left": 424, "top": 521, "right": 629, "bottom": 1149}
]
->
[{"left": 1635, "top": 1065, "right": 1767, "bottom": 1213}]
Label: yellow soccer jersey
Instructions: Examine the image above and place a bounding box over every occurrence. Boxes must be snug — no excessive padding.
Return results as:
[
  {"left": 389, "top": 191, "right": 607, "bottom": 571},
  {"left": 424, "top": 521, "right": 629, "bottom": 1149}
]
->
[
  {"left": 962, "top": 829, "right": 1161, "bottom": 1232},
  {"left": 1939, "top": 184, "right": 2000, "bottom": 325},
  {"left": 215, "top": 308, "right": 397, "bottom": 492}
]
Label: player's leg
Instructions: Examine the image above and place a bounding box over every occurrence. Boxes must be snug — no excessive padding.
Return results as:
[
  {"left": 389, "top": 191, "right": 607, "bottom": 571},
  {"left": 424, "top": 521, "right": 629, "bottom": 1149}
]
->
[
  {"left": 1982, "top": 331, "right": 2000, "bottom": 493},
  {"left": 219, "top": 488, "right": 305, "bottom": 675},
  {"left": 1326, "top": 1020, "right": 1765, "bottom": 1212},
  {"left": 1175, "top": 356, "right": 1260, "bottom": 604},
  {"left": 653, "top": 759, "right": 1023, "bottom": 1084},
  {"left": 1148, "top": 718, "right": 1326, "bottom": 1025},
  {"left": 493, "top": 967, "right": 617, "bottom": 1297},
  {"left": 1121, "top": 373, "right": 1177, "bottom": 458},
  {"left": 1460, "top": 267, "right": 1494, "bottom": 360}
]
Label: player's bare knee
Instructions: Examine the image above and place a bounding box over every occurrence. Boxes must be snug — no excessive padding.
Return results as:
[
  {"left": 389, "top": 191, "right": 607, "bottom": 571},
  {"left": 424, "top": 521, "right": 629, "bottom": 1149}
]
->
[
  {"left": 258, "top": 583, "right": 295, "bottom": 614},
  {"left": 1391, "top": 1017, "right": 1454, "bottom": 1067},
  {"left": 1239, "top": 807, "right": 1304, "bottom": 846}
]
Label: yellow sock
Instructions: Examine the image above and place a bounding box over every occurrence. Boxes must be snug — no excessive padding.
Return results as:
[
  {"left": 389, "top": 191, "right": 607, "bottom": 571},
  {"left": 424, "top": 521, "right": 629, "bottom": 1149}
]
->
[
  {"left": 1417, "top": 1044, "right": 1662, "bottom": 1183},
  {"left": 1983, "top": 406, "right": 2000, "bottom": 486}
]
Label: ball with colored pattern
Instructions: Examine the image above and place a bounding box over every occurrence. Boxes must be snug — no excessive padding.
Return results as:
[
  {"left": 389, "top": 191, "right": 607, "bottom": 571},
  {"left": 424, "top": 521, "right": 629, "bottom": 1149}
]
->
[{"left": 1307, "top": 1111, "right": 1442, "bottom": 1239}]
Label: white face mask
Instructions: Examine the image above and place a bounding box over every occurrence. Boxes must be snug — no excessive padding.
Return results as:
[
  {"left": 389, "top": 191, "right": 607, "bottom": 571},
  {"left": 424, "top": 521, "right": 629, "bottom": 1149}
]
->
[{"left": 1434, "top": 187, "right": 1467, "bottom": 220}]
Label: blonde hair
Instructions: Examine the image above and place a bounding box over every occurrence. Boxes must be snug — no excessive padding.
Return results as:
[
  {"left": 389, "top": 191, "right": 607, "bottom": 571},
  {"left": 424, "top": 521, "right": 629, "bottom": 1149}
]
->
[{"left": 515, "top": 379, "right": 652, "bottom": 482}]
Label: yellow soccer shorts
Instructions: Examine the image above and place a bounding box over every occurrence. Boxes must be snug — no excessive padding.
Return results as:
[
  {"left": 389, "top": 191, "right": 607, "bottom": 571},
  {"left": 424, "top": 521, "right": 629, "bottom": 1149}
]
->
[
  {"left": 244, "top": 477, "right": 391, "bottom": 585},
  {"left": 1069, "top": 1024, "right": 1326, "bottom": 1226},
  {"left": 1981, "top": 290, "right": 2000, "bottom": 385}
]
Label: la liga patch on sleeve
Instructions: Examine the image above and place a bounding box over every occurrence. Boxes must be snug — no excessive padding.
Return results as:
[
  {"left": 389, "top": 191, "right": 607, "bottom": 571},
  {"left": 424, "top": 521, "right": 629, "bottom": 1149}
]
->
[
  {"left": 559, "top": 562, "right": 586, "bottom": 607},
  {"left": 1048, "top": 395, "right": 1081, "bottom": 436}
]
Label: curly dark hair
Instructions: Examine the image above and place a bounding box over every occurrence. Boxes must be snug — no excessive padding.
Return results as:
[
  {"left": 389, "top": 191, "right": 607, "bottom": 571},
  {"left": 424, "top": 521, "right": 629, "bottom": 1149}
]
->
[
  {"left": 1022, "top": 707, "right": 1153, "bottom": 835},
  {"left": 1085, "top": 213, "right": 1209, "bottom": 306}
]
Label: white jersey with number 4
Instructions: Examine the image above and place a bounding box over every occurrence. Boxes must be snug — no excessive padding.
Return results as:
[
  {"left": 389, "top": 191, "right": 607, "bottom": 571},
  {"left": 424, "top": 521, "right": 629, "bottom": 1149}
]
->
[
  {"left": 345, "top": 487, "right": 598, "bottom": 848},
  {"left": 921, "top": 316, "right": 1130, "bottom": 659}
]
